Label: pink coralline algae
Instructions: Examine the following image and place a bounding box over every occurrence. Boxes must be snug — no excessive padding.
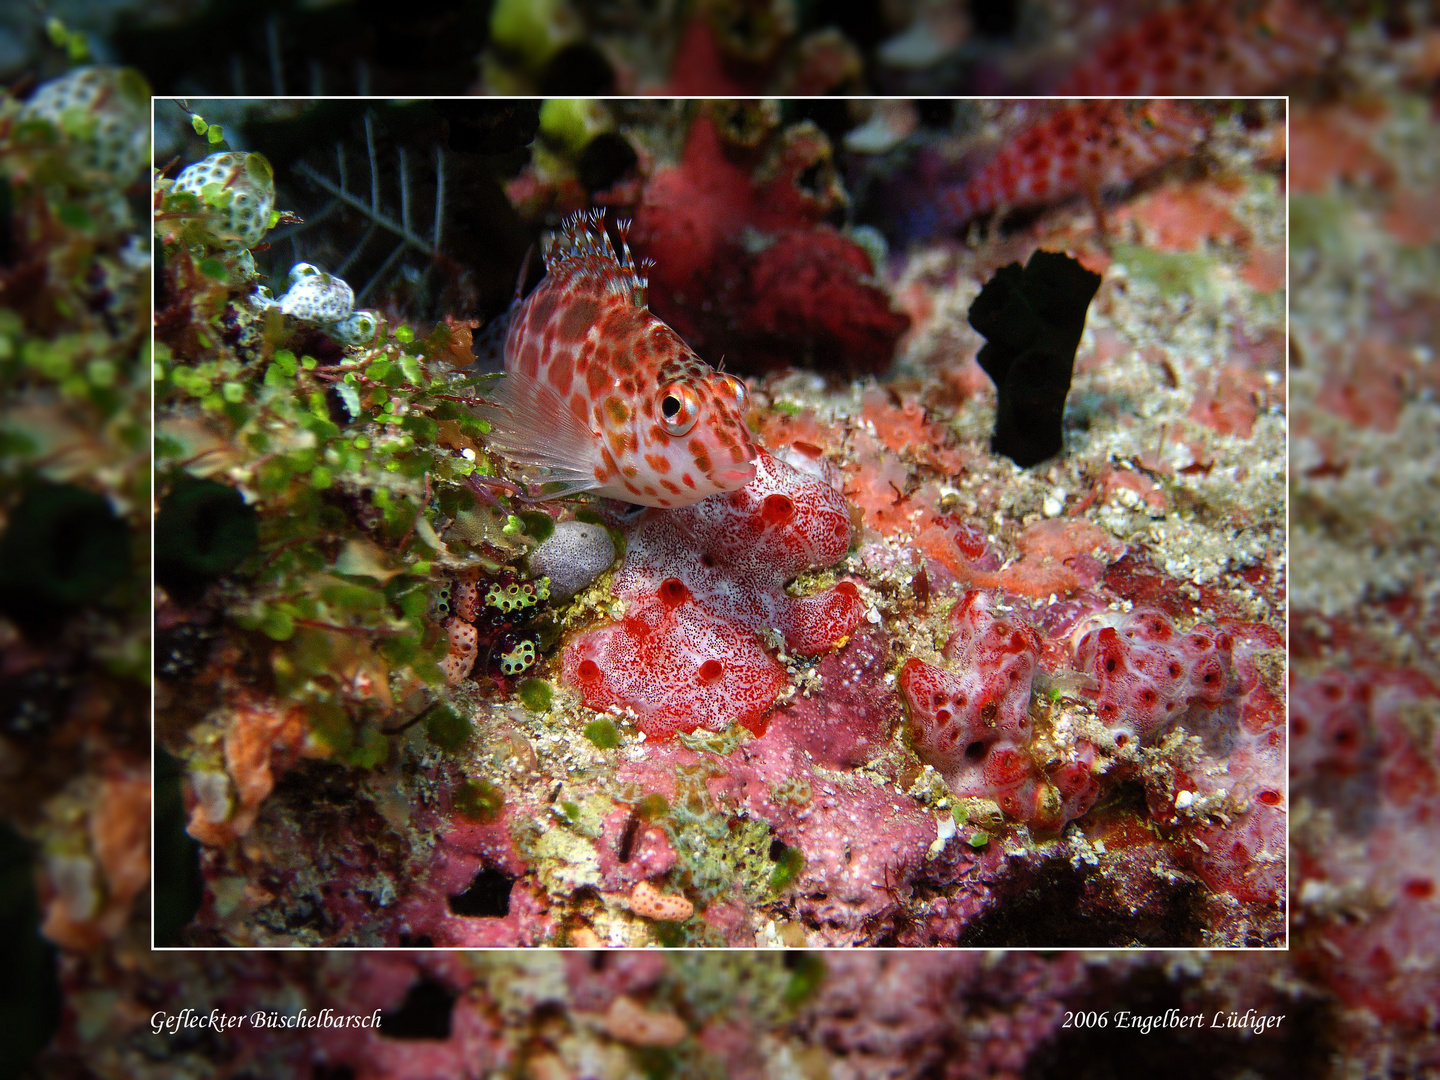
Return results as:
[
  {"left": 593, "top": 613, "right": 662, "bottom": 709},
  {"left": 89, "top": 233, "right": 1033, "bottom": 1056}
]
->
[
  {"left": 630, "top": 109, "right": 911, "bottom": 375},
  {"left": 563, "top": 445, "right": 864, "bottom": 739}
]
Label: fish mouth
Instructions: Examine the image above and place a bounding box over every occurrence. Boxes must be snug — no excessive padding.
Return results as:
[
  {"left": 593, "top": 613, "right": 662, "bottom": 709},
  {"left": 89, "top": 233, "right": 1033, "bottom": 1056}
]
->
[{"left": 716, "top": 462, "right": 757, "bottom": 487}]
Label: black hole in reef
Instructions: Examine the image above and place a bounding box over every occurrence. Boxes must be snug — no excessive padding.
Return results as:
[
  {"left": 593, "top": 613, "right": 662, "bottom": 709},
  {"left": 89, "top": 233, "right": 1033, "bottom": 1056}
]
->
[
  {"left": 769, "top": 838, "right": 788, "bottom": 861},
  {"left": 537, "top": 42, "right": 616, "bottom": 95},
  {"left": 964, "top": 740, "right": 988, "bottom": 762},
  {"left": 576, "top": 131, "right": 637, "bottom": 193},
  {"left": 447, "top": 866, "right": 514, "bottom": 917},
  {"left": 916, "top": 100, "right": 956, "bottom": 128},
  {"left": 378, "top": 978, "right": 456, "bottom": 1041},
  {"left": 796, "top": 160, "right": 826, "bottom": 196},
  {"left": 617, "top": 810, "right": 640, "bottom": 863}
]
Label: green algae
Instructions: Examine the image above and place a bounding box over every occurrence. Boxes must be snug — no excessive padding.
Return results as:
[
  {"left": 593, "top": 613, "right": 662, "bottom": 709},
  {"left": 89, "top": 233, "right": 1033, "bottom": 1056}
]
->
[
  {"left": 1111, "top": 241, "right": 1218, "bottom": 303},
  {"left": 768, "top": 843, "right": 805, "bottom": 893},
  {"left": 455, "top": 778, "right": 504, "bottom": 823},
  {"left": 582, "top": 717, "right": 619, "bottom": 748},
  {"left": 518, "top": 678, "right": 554, "bottom": 714},
  {"left": 422, "top": 703, "right": 472, "bottom": 752}
]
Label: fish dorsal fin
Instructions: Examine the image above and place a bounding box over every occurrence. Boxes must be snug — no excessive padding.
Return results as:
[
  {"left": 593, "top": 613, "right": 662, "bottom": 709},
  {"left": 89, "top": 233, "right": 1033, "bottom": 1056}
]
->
[
  {"left": 471, "top": 371, "right": 602, "bottom": 499},
  {"left": 544, "top": 210, "right": 654, "bottom": 309}
]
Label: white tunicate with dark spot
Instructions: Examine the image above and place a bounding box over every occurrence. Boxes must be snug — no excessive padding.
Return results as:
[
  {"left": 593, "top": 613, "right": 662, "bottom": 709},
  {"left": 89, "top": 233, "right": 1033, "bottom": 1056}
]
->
[
  {"left": 170, "top": 151, "right": 276, "bottom": 250},
  {"left": 279, "top": 271, "right": 354, "bottom": 324},
  {"left": 21, "top": 67, "right": 150, "bottom": 187},
  {"left": 330, "top": 310, "right": 381, "bottom": 345},
  {"left": 528, "top": 520, "right": 616, "bottom": 601}
]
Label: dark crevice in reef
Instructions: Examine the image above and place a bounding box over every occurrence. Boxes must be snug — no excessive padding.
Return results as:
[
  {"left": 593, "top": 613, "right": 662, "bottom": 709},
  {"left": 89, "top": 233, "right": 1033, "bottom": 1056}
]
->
[
  {"left": 447, "top": 865, "right": 515, "bottom": 917},
  {"left": 956, "top": 854, "right": 1208, "bottom": 948},
  {"left": 378, "top": 978, "right": 456, "bottom": 1041}
]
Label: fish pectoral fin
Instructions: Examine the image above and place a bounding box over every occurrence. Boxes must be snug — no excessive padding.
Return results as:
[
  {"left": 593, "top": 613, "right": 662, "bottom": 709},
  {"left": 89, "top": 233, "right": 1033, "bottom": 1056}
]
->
[{"left": 471, "top": 373, "right": 602, "bottom": 496}]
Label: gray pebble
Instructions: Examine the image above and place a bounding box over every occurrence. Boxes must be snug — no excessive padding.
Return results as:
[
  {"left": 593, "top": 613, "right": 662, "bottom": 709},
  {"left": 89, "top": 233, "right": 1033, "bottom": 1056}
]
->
[{"left": 528, "top": 520, "right": 616, "bottom": 601}]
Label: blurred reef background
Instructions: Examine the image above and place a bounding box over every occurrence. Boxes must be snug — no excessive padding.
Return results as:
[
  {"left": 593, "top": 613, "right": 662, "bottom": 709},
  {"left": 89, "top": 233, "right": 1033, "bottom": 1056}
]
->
[{"left": 0, "top": 0, "right": 1438, "bottom": 1077}]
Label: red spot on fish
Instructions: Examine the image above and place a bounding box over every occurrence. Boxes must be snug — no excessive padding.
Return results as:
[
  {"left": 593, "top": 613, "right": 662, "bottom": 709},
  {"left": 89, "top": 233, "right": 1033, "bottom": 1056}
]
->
[
  {"left": 552, "top": 364, "right": 572, "bottom": 397},
  {"left": 519, "top": 342, "right": 540, "bottom": 378},
  {"left": 558, "top": 296, "right": 598, "bottom": 342}
]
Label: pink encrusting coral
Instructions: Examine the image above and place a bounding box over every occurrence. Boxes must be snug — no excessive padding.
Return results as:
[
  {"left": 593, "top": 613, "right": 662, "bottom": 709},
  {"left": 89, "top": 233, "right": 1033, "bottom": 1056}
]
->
[{"left": 563, "top": 446, "right": 864, "bottom": 738}]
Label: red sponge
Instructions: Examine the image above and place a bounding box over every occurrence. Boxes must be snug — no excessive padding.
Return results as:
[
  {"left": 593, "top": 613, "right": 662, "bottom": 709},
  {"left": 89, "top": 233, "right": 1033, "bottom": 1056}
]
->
[
  {"left": 899, "top": 592, "right": 1046, "bottom": 808},
  {"left": 1076, "top": 609, "right": 1236, "bottom": 745}
]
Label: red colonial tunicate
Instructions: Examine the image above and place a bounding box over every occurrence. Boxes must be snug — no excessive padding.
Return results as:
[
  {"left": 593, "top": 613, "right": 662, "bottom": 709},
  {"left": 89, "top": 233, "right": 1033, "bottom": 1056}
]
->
[
  {"left": 1184, "top": 796, "right": 1286, "bottom": 904},
  {"left": 897, "top": 590, "right": 1194, "bottom": 835},
  {"left": 562, "top": 594, "right": 787, "bottom": 740},
  {"left": 562, "top": 447, "right": 863, "bottom": 740},
  {"left": 896, "top": 591, "right": 1090, "bottom": 828},
  {"left": 1074, "top": 608, "right": 1237, "bottom": 745}
]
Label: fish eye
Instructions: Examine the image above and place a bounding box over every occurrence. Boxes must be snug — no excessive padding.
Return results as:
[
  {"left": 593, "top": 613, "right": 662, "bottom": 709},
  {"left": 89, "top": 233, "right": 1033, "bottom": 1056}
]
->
[{"left": 658, "top": 384, "right": 699, "bottom": 436}]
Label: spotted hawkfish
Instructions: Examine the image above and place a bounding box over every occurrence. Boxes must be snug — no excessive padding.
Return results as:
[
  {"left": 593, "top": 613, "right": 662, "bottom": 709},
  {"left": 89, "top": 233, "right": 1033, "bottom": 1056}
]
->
[
  {"left": 1054, "top": 0, "right": 1338, "bottom": 97},
  {"left": 473, "top": 210, "right": 758, "bottom": 508},
  {"left": 942, "top": 100, "right": 1204, "bottom": 228}
]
